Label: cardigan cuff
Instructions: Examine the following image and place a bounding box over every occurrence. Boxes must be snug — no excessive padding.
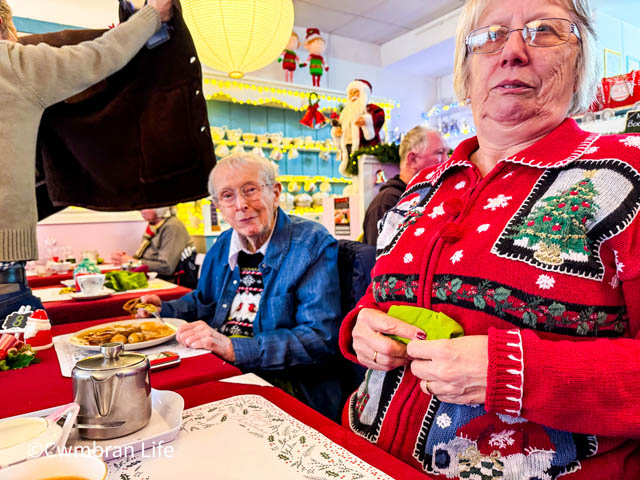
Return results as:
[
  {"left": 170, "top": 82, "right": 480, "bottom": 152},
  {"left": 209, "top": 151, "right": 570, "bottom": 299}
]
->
[
  {"left": 0, "top": 228, "right": 38, "bottom": 262},
  {"left": 136, "top": 5, "right": 162, "bottom": 31},
  {"left": 231, "top": 336, "right": 260, "bottom": 369},
  {"left": 486, "top": 327, "right": 524, "bottom": 417},
  {"left": 338, "top": 302, "right": 378, "bottom": 364}
]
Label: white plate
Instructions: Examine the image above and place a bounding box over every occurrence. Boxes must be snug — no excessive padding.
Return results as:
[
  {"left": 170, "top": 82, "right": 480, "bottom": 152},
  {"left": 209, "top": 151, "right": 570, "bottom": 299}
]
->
[
  {"left": 0, "top": 418, "right": 62, "bottom": 468},
  {"left": 68, "top": 318, "right": 185, "bottom": 351},
  {"left": 69, "top": 288, "right": 114, "bottom": 301},
  {"left": 60, "top": 279, "right": 75, "bottom": 288}
]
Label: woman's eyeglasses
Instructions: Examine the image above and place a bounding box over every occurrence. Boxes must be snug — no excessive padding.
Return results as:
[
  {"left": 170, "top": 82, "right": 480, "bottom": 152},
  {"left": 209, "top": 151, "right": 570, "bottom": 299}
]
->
[
  {"left": 465, "top": 18, "right": 581, "bottom": 55},
  {"left": 216, "top": 183, "right": 272, "bottom": 206}
]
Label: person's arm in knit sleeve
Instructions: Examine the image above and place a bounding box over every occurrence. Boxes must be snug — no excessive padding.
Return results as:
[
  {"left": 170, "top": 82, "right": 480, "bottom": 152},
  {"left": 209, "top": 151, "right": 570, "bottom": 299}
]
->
[
  {"left": 230, "top": 235, "right": 341, "bottom": 370},
  {"left": 140, "top": 221, "right": 188, "bottom": 276},
  {"left": 6, "top": 3, "right": 168, "bottom": 109},
  {"left": 482, "top": 227, "right": 640, "bottom": 438}
]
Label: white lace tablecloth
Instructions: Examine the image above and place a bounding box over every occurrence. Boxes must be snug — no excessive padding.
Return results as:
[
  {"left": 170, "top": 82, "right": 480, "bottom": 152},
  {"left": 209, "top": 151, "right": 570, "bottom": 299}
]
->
[
  {"left": 107, "top": 395, "right": 393, "bottom": 480},
  {"left": 35, "top": 278, "right": 179, "bottom": 303}
]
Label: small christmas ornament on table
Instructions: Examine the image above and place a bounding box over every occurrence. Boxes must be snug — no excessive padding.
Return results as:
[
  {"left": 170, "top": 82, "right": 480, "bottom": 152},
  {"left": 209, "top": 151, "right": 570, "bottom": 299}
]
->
[
  {"left": 0, "top": 306, "right": 44, "bottom": 370},
  {"left": 278, "top": 31, "right": 301, "bottom": 83},
  {"left": 300, "top": 28, "right": 329, "bottom": 87}
]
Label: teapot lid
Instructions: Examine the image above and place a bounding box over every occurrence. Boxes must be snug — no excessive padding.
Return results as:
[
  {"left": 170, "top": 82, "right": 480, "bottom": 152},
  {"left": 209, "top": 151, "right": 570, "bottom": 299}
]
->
[{"left": 75, "top": 342, "right": 145, "bottom": 371}]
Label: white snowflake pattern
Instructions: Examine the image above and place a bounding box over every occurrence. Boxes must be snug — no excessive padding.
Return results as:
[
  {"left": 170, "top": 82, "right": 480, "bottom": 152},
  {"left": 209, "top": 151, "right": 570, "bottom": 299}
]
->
[
  {"left": 503, "top": 172, "right": 514, "bottom": 179},
  {"left": 242, "top": 275, "right": 256, "bottom": 287},
  {"left": 610, "top": 275, "right": 620, "bottom": 289},
  {"left": 436, "top": 413, "right": 452, "bottom": 429},
  {"left": 403, "top": 253, "right": 414, "bottom": 264},
  {"left": 583, "top": 146, "right": 599, "bottom": 155},
  {"left": 536, "top": 274, "right": 555, "bottom": 290},
  {"left": 488, "top": 430, "right": 516, "bottom": 449},
  {"left": 484, "top": 194, "right": 512, "bottom": 211},
  {"left": 454, "top": 180, "right": 467, "bottom": 190},
  {"left": 450, "top": 250, "right": 464, "bottom": 264},
  {"left": 620, "top": 136, "right": 640, "bottom": 149},
  {"left": 477, "top": 224, "right": 490, "bottom": 233},
  {"left": 613, "top": 249, "right": 625, "bottom": 273},
  {"left": 414, "top": 228, "right": 425, "bottom": 237},
  {"left": 428, "top": 202, "right": 445, "bottom": 219}
]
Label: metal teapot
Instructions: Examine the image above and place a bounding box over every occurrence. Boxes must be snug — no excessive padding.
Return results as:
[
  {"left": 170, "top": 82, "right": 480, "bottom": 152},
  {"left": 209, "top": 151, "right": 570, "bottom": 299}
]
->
[{"left": 72, "top": 342, "right": 151, "bottom": 440}]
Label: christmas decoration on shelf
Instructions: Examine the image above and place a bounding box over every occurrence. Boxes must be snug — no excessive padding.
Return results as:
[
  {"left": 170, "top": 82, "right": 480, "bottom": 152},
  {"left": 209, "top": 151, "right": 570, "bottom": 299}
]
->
[
  {"left": 331, "top": 79, "right": 386, "bottom": 176},
  {"left": 345, "top": 143, "right": 400, "bottom": 176},
  {"left": 509, "top": 171, "right": 599, "bottom": 266},
  {"left": 300, "top": 28, "right": 329, "bottom": 88},
  {"left": 590, "top": 70, "right": 640, "bottom": 112},
  {"left": 182, "top": 0, "right": 294, "bottom": 79},
  {"left": 278, "top": 32, "right": 300, "bottom": 83},
  {"left": 375, "top": 169, "right": 387, "bottom": 185},
  {"left": 300, "top": 93, "right": 328, "bottom": 129}
]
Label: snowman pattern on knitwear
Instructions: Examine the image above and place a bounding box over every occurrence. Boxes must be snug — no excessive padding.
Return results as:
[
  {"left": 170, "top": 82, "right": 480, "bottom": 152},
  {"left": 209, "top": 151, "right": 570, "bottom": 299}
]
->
[{"left": 493, "top": 160, "right": 640, "bottom": 281}]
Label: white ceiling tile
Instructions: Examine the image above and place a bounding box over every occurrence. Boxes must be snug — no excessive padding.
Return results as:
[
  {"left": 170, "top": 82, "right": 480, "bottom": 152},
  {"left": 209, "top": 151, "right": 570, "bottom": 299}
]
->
[
  {"left": 294, "top": 0, "right": 386, "bottom": 16},
  {"left": 292, "top": 2, "right": 356, "bottom": 32},
  {"left": 332, "top": 16, "right": 408, "bottom": 45}
]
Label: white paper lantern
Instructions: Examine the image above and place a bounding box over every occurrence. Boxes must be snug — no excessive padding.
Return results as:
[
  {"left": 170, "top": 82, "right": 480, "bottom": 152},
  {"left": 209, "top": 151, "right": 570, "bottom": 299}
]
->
[{"left": 182, "top": 0, "right": 294, "bottom": 79}]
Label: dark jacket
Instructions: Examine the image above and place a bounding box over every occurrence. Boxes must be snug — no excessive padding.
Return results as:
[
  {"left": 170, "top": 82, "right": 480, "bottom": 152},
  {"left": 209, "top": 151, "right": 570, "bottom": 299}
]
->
[
  {"left": 20, "top": 1, "right": 215, "bottom": 217},
  {"left": 362, "top": 174, "right": 407, "bottom": 245}
]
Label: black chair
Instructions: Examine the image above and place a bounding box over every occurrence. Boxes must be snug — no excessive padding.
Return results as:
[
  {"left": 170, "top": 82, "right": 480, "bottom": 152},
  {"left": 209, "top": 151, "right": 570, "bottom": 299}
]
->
[{"left": 335, "top": 239, "right": 377, "bottom": 412}]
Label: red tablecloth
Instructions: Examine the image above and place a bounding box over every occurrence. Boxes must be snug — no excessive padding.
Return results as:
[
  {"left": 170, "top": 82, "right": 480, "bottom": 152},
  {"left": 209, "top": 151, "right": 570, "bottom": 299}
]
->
[
  {"left": 27, "top": 272, "right": 74, "bottom": 288},
  {"left": 37, "top": 285, "right": 191, "bottom": 325},
  {"left": 175, "top": 380, "right": 429, "bottom": 479},
  {"left": 0, "top": 316, "right": 241, "bottom": 419}
]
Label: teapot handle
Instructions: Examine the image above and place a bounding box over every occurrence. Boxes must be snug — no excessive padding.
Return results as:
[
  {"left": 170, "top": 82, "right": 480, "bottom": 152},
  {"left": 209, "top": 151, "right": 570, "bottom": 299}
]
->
[{"left": 45, "top": 403, "right": 80, "bottom": 453}]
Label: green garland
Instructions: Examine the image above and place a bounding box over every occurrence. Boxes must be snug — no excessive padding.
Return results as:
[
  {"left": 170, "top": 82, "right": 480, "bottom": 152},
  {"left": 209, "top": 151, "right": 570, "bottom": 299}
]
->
[{"left": 345, "top": 143, "right": 400, "bottom": 176}]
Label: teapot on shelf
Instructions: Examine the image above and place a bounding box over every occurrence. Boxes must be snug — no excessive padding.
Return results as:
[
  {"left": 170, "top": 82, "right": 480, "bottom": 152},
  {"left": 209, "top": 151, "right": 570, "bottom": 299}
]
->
[{"left": 269, "top": 132, "right": 283, "bottom": 146}]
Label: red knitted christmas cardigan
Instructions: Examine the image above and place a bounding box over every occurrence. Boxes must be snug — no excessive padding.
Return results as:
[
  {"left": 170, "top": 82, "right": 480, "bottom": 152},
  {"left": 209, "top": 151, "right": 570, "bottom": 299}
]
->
[{"left": 339, "top": 119, "right": 640, "bottom": 479}]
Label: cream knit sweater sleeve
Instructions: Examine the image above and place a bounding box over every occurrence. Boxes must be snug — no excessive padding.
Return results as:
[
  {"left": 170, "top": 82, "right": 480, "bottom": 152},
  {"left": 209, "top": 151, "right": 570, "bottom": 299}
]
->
[{"left": 7, "top": 5, "right": 160, "bottom": 108}]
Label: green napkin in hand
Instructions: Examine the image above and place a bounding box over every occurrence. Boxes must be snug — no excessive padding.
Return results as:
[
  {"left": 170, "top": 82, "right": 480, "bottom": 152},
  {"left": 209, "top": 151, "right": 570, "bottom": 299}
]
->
[
  {"left": 385, "top": 305, "right": 464, "bottom": 344},
  {"left": 105, "top": 271, "right": 149, "bottom": 292}
]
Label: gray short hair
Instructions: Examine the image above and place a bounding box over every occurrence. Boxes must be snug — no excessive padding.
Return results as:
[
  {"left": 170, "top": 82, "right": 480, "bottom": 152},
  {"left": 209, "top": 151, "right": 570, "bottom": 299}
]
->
[
  {"left": 453, "top": 0, "right": 599, "bottom": 115},
  {"left": 399, "top": 126, "right": 444, "bottom": 164},
  {"left": 208, "top": 152, "right": 279, "bottom": 199}
]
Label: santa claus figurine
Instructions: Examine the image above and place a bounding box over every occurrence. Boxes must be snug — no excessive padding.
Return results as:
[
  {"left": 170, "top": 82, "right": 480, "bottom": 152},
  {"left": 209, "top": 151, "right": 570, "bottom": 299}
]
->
[
  {"left": 300, "top": 28, "right": 328, "bottom": 87},
  {"left": 331, "top": 79, "right": 385, "bottom": 176},
  {"left": 278, "top": 31, "right": 300, "bottom": 83}
]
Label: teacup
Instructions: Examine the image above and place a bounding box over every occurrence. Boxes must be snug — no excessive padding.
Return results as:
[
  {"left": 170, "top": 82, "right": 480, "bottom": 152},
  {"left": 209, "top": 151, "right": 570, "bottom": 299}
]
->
[
  {"left": 269, "top": 148, "right": 283, "bottom": 161},
  {"left": 214, "top": 144, "right": 230, "bottom": 157},
  {"left": 269, "top": 132, "right": 283, "bottom": 145},
  {"left": 292, "top": 137, "right": 304, "bottom": 147},
  {"left": 226, "top": 128, "right": 243, "bottom": 142},
  {"left": 76, "top": 274, "right": 105, "bottom": 296},
  {"left": 210, "top": 125, "right": 227, "bottom": 141},
  {"left": 282, "top": 137, "right": 293, "bottom": 146},
  {"left": 256, "top": 133, "right": 269, "bottom": 144},
  {"left": 0, "top": 453, "right": 107, "bottom": 480},
  {"left": 242, "top": 133, "right": 256, "bottom": 143}
]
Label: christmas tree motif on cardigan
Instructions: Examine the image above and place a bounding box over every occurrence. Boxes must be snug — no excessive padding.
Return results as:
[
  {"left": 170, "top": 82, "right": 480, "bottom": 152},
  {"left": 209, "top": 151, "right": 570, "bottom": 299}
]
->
[{"left": 510, "top": 171, "right": 600, "bottom": 266}]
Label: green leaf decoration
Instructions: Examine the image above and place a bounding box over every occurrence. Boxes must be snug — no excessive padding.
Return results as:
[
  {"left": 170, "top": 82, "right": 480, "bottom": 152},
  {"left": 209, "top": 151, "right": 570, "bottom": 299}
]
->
[
  {"left": 473, "top": 296, "right": 487, "bottom": 309},
  {"left": 345, "top": 143, "right": 400, "bottom": 176},
  {"left": 387, "top": 277, "right": 397, "bottom": 288},
  {"left": 450, "top": 278, "right": 463, "bottom": 292},
  {"left": 405, "top": 287, "right": 415, "bottom": 299},
  {"left": 596, "top": 311, "right": 608, "bottom": 325},
  {"left": 436, "top": 288, "right": 448, "bottom": 301},
  {"left": 548, "top": 302, "right": 566, "bottom": 317},
  {"left": 493, "top": 287, "right": 511, "bottom": 302},
  {"left": 522, "top": 311, "right": 537, "bottom": 327},
  {"left": 576, "top": 322, "right": 590, "bottom": 335}
]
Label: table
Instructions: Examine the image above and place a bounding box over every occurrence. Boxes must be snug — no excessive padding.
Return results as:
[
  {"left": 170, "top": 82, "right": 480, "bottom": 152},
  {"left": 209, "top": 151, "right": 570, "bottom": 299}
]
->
[
  {"left": 167, "top": 381, "right": 429, "bottom": 479},
  {"left": 35, "top": 282, "right": 191, "bottom": 325},
  {"left": 0, "top": 317, "right": 241, "bottom": 419},
  {"left": 27, "top": 264, "right": 120, "bottom": 288}
]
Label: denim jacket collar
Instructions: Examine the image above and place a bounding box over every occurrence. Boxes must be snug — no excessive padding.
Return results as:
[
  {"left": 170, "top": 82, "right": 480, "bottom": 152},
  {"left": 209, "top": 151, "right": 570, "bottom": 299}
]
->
[{"left": 261, "top": 207, "right": 292, "bottom": 272}]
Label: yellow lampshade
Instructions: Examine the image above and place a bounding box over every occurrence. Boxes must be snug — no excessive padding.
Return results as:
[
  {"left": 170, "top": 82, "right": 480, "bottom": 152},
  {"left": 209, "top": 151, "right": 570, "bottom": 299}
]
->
[{"left": 182, "top": 0, "right": 294, "bottom": 79}]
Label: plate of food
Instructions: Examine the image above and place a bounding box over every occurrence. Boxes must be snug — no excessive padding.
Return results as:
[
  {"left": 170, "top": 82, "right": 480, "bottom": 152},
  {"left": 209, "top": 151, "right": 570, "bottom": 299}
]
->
[{"left": 68, "top": 318, "right": 185, "bottom": 351}]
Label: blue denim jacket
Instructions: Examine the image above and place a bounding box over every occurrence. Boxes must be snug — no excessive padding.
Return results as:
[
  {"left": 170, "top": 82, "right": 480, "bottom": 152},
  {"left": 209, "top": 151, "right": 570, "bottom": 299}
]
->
[{"left": 161, "top": 208, "right": 341, "bottom": 371}]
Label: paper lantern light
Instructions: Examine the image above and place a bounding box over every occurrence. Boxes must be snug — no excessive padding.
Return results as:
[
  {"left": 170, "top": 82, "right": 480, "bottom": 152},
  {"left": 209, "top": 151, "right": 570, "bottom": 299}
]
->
[{"left": 182, "top": 0, "right": 294, "bottom": 79}]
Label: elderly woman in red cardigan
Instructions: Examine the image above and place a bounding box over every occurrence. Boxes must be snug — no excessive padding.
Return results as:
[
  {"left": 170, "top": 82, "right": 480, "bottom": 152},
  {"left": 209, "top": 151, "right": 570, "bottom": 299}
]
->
[{"left": 339, "top": 0, "right": 640, "bottom": 478}]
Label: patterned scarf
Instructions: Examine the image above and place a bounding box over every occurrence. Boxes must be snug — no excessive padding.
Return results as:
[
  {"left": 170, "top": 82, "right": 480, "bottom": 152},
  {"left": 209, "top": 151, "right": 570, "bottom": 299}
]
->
[{"left": 134, "top": 217, "right": 169, "bottom": 259}]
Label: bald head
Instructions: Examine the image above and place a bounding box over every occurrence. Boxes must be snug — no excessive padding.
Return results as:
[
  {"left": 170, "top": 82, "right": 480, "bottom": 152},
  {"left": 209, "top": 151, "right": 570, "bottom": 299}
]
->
[{"left": 398, "top": 127, "right": 448, "bottom": 183}]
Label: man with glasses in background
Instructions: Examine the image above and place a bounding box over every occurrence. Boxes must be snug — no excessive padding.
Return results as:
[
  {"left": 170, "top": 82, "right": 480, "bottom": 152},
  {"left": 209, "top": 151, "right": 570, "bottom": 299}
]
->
[{"left": 138, "top": 152, "right": 343, "bottom": 419}]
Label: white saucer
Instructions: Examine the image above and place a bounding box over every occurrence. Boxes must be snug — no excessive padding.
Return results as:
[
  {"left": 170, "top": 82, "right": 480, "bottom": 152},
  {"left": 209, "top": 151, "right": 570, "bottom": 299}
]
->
[{"left": 69, "top": 288, "right": 114, "bottom": 301}]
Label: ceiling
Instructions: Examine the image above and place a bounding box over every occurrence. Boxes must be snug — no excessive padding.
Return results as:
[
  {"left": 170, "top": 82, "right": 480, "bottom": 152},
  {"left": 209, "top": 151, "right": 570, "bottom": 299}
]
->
[{"left": 292, "top": 0, "right": 465, "bottom": 45}]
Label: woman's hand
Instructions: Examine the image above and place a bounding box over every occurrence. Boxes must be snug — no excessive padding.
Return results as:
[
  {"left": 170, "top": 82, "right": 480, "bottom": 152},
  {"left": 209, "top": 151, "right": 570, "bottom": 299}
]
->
[
  {"left": 176, "top": 321, "right": 236, "bottom": 363},
  {"left": 148, "top": 0, "right": 173, "bottom": 22},
  {"left": 352, "top": 308, "right": 427, "bottom": 371},
  {"left": 135, "top": 294, "right": 162, "bottom": 318},
  {"left": 407, "top": 335, "right": 489, "bottom": 405}
]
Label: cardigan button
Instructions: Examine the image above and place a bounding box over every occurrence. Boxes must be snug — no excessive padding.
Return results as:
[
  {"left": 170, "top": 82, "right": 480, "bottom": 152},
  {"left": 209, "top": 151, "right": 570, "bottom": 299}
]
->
[
  {"left": 439, "top": 222, "right": 464, "bottom": 243},
  {"left": 233, "top": 280, "right": 238, "bottom": 285},
  {"left": 443, "top": 198, "right": 464, "bottom": 216}
]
